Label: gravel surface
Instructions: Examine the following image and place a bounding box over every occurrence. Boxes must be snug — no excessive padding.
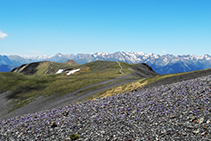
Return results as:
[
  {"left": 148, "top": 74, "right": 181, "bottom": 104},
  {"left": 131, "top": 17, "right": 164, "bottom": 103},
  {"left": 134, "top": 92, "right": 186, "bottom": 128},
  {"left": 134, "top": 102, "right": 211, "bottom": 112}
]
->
[{"left": 1, "top": 73, "right": 211, "bottom": 140}]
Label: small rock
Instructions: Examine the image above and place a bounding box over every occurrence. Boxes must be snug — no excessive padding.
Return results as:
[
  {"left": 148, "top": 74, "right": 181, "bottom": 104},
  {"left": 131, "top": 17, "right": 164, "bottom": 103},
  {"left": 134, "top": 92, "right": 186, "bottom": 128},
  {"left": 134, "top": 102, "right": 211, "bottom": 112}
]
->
[
  {"left": 199, "top": 117, "right": 204, "bottom": 124},
  {"left": 193, "top": 129, "right": 200, "bottom": 134}
]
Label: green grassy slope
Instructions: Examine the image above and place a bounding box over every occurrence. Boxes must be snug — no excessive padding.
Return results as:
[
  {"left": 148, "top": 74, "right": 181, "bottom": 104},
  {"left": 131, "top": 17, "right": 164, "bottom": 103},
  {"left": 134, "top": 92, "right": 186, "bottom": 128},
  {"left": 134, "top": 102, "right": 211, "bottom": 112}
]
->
[{"left": 1, "top": 60, "right": 142, "bottom": 111}]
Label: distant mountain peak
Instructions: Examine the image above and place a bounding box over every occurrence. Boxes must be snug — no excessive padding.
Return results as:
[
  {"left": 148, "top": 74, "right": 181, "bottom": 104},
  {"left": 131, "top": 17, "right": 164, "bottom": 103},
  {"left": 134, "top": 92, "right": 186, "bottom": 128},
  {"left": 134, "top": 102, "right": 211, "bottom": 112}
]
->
[{"left": 55, "top": 53, "right": 63, "bottom": 57}]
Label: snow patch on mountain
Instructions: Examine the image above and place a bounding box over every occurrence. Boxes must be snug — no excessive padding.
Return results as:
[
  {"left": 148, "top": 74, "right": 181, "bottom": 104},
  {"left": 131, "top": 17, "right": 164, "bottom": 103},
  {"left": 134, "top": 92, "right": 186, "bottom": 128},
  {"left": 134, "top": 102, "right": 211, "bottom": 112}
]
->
[
  {"left": 55, "top": 68, "right": 80, "bottom": 75},
  {"left": 55, "top": 69, "right": 64, "bottom": 74},
  {"left": 24, "top": 55, "right": 51, "bottom": 60},
  {"left": 67, "top": 69, "right": 80, "bottom": 75},
  {"left": 163, "top": 57, "right": 168, "bottom": 63}
]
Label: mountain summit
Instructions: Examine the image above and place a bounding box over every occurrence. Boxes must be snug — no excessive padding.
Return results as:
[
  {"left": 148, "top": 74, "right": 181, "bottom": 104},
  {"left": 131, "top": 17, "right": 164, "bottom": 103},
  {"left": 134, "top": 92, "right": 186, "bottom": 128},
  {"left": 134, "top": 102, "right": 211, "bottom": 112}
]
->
[{"left": 65, "top": 59, "right": 79, "bottom": 66}]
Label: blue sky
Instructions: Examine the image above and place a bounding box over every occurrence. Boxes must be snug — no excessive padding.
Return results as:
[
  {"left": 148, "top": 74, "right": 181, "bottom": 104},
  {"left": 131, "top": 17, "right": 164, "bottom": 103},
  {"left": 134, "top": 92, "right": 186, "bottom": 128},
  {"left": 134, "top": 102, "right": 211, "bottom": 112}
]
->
[{"left": 0, "top": 0, "right": 211, "bottom": 56}]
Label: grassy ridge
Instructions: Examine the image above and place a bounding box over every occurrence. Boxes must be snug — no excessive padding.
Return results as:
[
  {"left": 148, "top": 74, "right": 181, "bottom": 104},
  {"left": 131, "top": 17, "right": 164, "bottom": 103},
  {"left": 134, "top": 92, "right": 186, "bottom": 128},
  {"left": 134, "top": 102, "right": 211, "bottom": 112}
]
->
[{"left": 0, "top": 61, "right": 133, "bottom": 111}]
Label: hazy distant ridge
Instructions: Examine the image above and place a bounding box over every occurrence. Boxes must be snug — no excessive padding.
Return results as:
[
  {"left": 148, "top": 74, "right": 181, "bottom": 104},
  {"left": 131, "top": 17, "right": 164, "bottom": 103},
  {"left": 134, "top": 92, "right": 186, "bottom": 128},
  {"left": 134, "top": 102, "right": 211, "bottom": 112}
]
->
[{"left": 1, "top": 52, "right": 211, "bottom": 74}]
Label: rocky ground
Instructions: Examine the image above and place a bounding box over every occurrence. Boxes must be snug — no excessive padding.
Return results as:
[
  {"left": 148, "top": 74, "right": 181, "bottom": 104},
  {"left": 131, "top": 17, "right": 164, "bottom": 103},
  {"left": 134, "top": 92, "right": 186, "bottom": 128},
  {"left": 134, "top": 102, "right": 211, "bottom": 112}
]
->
[{"left": 1, "top": 71, "right": 211, "bottom": 140}]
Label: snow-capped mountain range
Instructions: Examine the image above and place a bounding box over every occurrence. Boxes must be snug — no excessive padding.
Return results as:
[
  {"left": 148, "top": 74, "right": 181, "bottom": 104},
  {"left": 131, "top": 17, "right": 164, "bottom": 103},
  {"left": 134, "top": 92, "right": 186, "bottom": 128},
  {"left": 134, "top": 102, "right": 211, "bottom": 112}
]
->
[{"left": 1, "top": 52, "right": 211, "bottom": 74}]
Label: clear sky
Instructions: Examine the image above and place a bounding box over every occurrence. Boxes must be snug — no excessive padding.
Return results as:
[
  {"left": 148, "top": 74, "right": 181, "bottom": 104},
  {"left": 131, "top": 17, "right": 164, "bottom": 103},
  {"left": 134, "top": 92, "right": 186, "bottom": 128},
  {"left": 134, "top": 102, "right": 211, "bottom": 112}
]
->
[{"left": 0, "top": 0, "right": 211, "bottom": 56}]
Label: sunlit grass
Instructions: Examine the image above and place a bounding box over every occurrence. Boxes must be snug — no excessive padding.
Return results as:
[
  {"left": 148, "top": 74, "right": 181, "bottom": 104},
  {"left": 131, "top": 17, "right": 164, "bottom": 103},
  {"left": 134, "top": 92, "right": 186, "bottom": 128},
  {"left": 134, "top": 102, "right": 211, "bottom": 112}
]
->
[
  {"left": 84, "top": 79, "right": 147, "bottom": 101},
  {"left": 83, "top": 68, "right": 209, "bottom": 101}
]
